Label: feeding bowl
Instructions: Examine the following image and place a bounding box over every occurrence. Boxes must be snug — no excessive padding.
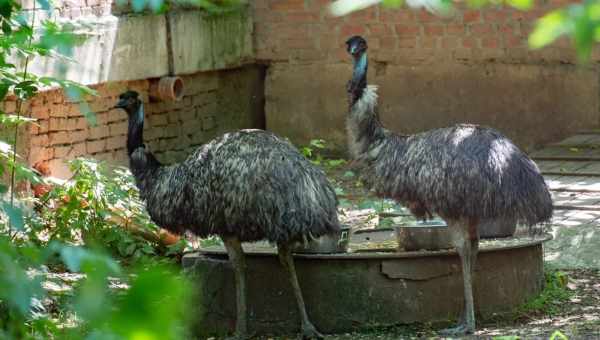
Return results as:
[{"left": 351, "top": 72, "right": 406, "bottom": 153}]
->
[
  {"left": 292, "top": 225, "right": 351, "bottom": 254},
  {"left": 395, "top": 221, "right": 452, "bottom": 251}
]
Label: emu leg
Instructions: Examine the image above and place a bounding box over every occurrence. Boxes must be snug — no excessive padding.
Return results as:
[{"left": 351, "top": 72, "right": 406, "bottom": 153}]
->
[
  {"left": 277, "top": 243, "right": 324, "bottom": 340},
  {"left": 223, "top": 237, "right": 248, "bottom": 339},
  {"left": 441, "top": 219, "right": 479, "bottom": 335}
]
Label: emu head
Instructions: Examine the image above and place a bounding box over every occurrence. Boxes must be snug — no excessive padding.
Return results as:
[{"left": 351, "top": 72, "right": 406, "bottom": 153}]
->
[
  {"left": 114, "top": 90, "right": 142, "bottom": 114},
  {"left": 346, "top": 35, "right": 368, "bottom": 58}
]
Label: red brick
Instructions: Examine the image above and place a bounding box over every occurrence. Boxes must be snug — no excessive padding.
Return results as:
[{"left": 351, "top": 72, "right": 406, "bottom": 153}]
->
[
  {"left": 368, "top": 24, "right": 394, "bottom": 36},
  {"left": 107, "top": 108, "right": 125, "bottom": 123},
  {"left": 347, "top": 8, "right": 377, "bottom": 23},
  {"left": 148, "top": 114, "right": 168, "bottom": 127},
  {"left": 504, "top": 33, "right": 523, "bottom": 48},
  {"left": 69, "top": 130, "right": 89, "bottom": 143},
  {"left": 71, "top": 143, "right": 86, "bottom": 157},
  {"left": 54, "top": 145, "right": 72, "bottom": 159},
  {"left": 463, "top": 10, "right": 481, "bottom": 23},
  {"left": 49, "top": 118, "right": 68, "bottom": 131},
  {"left": 395, "top": 24, "right": 420, "bottom": 36},
  {"left": 441, "top": 37, "right": 459, "bottom": 48},
  {"left": 49, "top": 132, "right": 69, "bottom": 145},
  {"left": 31, "top": 120, "right": 49, "bottom": 135},
  {"left": 424, "top": 25, "right": 444, "bottom": 36},
  {"left": 106, "top": 135, "right": 126, "bottom": 150},
  {"left": 286, "top": 11, "right": 319, "bottom": 22},
  {"left": 89, "top": 98, "right": 112, "bottom": 113},
  {"left": 470, "top": 23, "right": 493, "bottom": 36},
  {"left": 462, "top": 37, "right": 477, "bottom": 48},
  {"left": 29, "top": 146, "right": 51, "bottom": 164},
  {"left": 380, "top": 36, "right": 397, "bottom": 49},
  {"left": 484, "top": 10, "right": 508, "bottom": 22},
  {"left": 417, "top": 10, "right": 436, "bottom": 22},
  {"left": 48, "top": 104, "right": 67, "bottom": 118},
  {"left": 31, "top": 134, "right": 49, "bottom": 146},
  {"left": 420, "top": 37, "right": 439, "bottom": 49},
  {"left": 95, "top": 112, "right": 108, "bottom": 125},
  {"left": 66, "top": 104, "right": 83, "bottom": 117},
  {"left": 446, "top": 24, "right": 465, "bottom": 36},
  {"left": 398, "top": 38, "right": 417, "bottom": 48},
  {"left": 86, "top": 140, "right": 106, "bottom": 154},
  {"left": 89, "top": 126, "right": 109, "bottom": 139},
  {"left": 283, "top": 38, "right": 316, "bottom": 49},
  {"left": 341, "top": 24, "right": 366, "bottom": 37},
  {"left": 270, "top": 0, "right": 305, "bottom": 11},
  {"left": 512, "top": 11, "right": 526, "bottom": 20},
  {"left": 482, "top": 36, "right": 500, "bottom": 48},
  {"left": 381, "top": 9, "right": 415, "bottom": 23},
  {"left": 109, "top": 122, "right": 128, "bottom": 136},
  {"left": 164, "top": 124, "right": 181, "bottom": 138},
  {"left": 4, "top": 100, "right": 16, "bottom": 113},
  {"left": 31, "top": 105, "right": 50, "bottom": 119},
  {"left": 66, "top": 117, "right": 88, "bottom": 131}
]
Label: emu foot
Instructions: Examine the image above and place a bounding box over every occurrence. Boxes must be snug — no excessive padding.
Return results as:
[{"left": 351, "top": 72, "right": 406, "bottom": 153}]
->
[
  {"left": 439, "top": 322, "right": 474, "bottom": 336},
  {"left": 299, "top": 323, "right": 324, "bottom": 340}
]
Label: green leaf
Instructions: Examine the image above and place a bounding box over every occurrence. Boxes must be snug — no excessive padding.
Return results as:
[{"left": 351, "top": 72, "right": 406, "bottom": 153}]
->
[
  {"left": 0, "top": 83, "right": 9, "bottom": 101},
  {"left": 0, "top": 0, "right": 13, "bottom": 18},
  {"left": 343, "top": 170, "right": 355, "bottom": 178},
  {"left": 382, "top": 0, "right": 403, "bottom": 6},
  {"left": 506, "top": 0, "right": 532, "bottom": 11},
  {"left": 1, "top": 201, "right": 24, "bottom": 230},
  {"left": 529, "top": 10, "right": 571, "bottom": 49}
]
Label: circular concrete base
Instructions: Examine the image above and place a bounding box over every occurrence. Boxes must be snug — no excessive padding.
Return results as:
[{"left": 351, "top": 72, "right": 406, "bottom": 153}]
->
[{"left": 182, "top": 235, "right": 549, "bottom": 338}]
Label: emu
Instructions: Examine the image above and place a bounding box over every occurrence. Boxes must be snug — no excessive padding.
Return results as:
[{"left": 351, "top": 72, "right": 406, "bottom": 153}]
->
[
  {"left": 344, "top": 36, "right": 553, "bottom": 335},
  {"left": 115, "top": 91, "right": 339, "bottom": 339}
]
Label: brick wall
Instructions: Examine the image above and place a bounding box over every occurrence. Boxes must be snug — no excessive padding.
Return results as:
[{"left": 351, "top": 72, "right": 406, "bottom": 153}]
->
[
  {"left": 4, "top": 66, "right": 264, "bottom": 178},
  {"left": 253, "top": 0, "right": 589, "bottom": 65},
  {"left": 252, "top": 0, "right": 600, "bottom": 153}
]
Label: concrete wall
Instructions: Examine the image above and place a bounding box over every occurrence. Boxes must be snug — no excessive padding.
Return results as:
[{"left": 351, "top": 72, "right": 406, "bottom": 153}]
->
[
  {"left": 253, "top": 0, "right": 600, "bottom": 153},
  {"left": 5, "top": 66, "right": 264, "bottom": 178}
]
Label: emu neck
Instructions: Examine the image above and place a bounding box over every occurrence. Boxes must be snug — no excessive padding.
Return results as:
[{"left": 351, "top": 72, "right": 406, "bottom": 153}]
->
[
  {"left": 348, "top": 53, "right": 368, "bottom": 107},
  {"left": 127, "top": 103, "right": 145, "bottom": 156},
  {"left": 347, "top": 52, "right": 387, "bottom": 160}
]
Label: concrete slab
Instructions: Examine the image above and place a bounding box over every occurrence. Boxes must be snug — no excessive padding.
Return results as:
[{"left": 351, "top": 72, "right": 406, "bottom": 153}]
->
[{"left": 23, "top": 8, "right": 253, "bottom": 86}]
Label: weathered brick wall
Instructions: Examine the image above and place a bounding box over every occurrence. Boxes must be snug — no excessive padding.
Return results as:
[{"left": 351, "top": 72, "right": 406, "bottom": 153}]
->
[
  {"left": 253, "top": 0, "right": 588, "bottom": 64},
  {"left": 252, "top": 0, "right": 600, "bottom": 153},
  {"left": 4, "top": 66, "right": 263, "bottom": 178}
]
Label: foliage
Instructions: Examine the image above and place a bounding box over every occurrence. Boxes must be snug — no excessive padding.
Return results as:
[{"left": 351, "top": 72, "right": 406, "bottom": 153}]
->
[
  {"left": 516, "top": 269, "right": 572, "bottom": 318},
  {"left": 0, "top": 235, "right": 190, "bottom": 340},
  {"left": 29, "top": 159, "right": 185, "bottom": 261},
  {"left": 0, "top": 0, "right": 194, "bottom": 338},
  {"left": 300, "top": 139, "right": 347, "bottom": 168}
]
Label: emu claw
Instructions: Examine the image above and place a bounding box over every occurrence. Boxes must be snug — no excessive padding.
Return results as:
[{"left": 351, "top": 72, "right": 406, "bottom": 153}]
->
[
  {"left": 439, "top": 323, "right": 474, "bottom": 336},
  {"left": 300, "top": 324, "right": 324, "bottom": 340}
]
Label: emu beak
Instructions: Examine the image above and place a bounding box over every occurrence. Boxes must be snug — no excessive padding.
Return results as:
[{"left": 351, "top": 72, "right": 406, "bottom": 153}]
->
[{"left": 113, "top": 99, "right": 126, "bottom": 110}]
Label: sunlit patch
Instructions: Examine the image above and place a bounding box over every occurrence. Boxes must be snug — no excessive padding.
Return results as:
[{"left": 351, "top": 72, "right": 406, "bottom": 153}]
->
[{"left": 450, "top": 126, "right": 475, "bottom": 146}]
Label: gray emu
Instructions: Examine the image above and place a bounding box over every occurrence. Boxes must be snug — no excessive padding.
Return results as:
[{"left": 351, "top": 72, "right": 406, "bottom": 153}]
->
[
  {"left": 114, "top": 91, "right": 339, "bottom": 339},
  {"left": 344, "top": 36, "right": 553, "bottom": 335}
]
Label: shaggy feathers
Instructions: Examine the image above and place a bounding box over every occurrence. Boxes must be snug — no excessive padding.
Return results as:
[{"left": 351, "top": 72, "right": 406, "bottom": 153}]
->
[
  {"left": 129, "top": 127, "right": 340, "bottom": 244},
  {"left": 347, "top": 64, "right": 553, "bottom": 227}
]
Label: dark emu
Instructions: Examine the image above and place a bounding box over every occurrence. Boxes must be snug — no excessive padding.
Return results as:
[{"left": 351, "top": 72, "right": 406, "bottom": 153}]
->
[
  {"left": 115, "top": 91, "right": 339, "bottom": 339},
  {"left": 345, "top": 36, "right": 553, "bottom": 335}
]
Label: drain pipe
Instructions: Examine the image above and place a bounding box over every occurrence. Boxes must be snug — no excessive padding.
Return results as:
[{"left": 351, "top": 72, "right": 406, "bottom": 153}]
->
[
  {"left": 149, "top": 76, "right": 184, "bottom": 101},
  {"left": 149, "top": 10, "right": 184, "bottom": 101}
]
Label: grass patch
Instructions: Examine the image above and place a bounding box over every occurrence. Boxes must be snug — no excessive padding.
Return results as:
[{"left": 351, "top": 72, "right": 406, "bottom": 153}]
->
[{"left": 515, "top": 268, "right": 572, "bottom": 319}]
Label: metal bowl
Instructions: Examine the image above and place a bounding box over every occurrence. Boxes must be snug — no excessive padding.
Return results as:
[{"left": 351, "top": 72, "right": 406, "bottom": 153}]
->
[
  {"left": 395, "top": 222, "right": 452, "bottom": 251},
  {"left": 293, "top": 225, "right": 351, "bottom": 254}
]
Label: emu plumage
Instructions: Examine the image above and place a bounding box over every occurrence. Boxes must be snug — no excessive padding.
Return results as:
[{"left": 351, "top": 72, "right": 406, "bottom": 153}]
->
[
  {"left": 116, "top": 91, "right": 338, "bottom": 339},
  {"left": 345, "top": 36, "right": 552, "bottom": 335}
]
